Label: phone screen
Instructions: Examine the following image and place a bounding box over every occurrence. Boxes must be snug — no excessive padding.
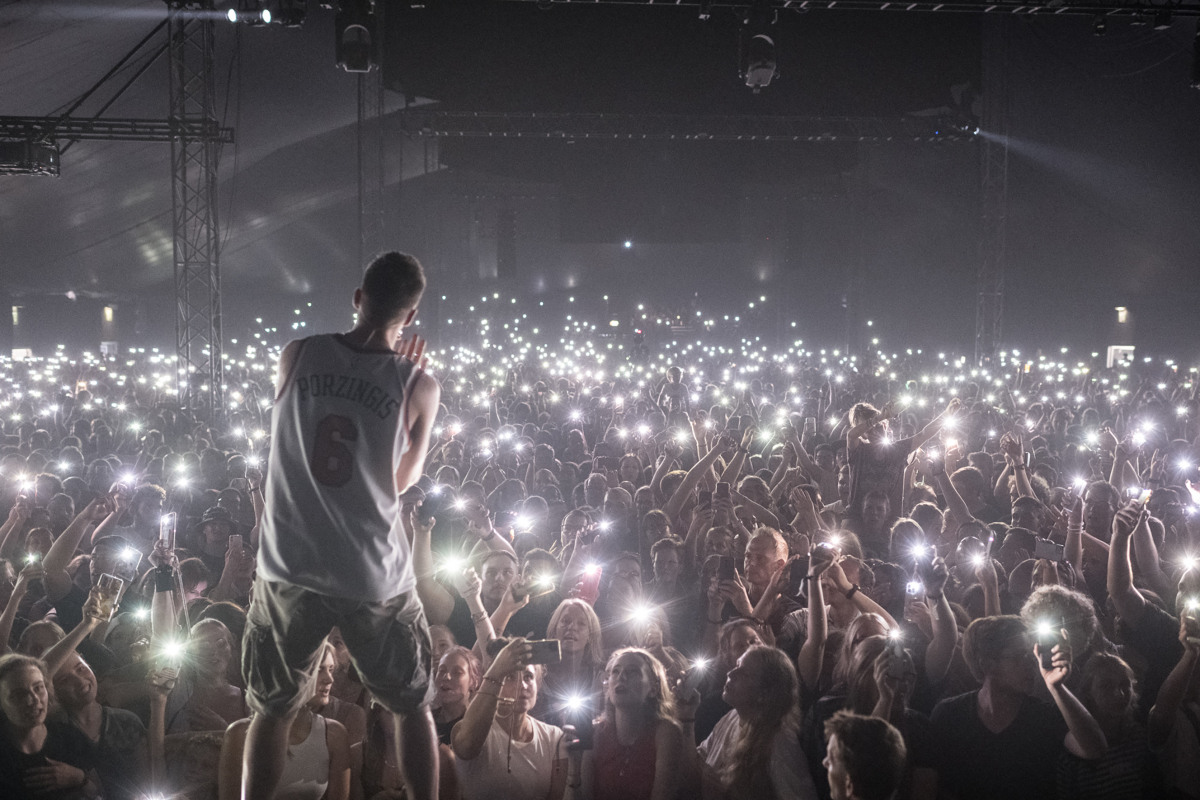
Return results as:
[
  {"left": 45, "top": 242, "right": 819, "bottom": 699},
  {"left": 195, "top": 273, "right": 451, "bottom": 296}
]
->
[
  {"left": 718, "top": 556, "right": 737, "bottom": 581},
  {"left": 159, "top": 512, "right": 177, "bottom": 550}
]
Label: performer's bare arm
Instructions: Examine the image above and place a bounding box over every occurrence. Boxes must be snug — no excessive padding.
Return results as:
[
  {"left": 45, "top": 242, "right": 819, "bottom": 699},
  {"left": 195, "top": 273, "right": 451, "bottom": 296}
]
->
[{"left": 396, "top": 371, "right": 440, "bottom": 494}]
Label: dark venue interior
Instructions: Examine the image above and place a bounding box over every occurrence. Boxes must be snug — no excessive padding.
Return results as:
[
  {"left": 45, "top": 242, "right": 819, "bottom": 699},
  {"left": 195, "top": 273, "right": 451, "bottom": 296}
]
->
[{"left": 1, "top": 2, "right": 1198, "bottom": 800}]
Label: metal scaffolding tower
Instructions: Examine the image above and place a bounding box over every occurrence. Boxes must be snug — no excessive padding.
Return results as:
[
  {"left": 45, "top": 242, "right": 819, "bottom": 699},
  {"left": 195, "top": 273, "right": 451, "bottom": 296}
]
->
[
  {"left": 354, "top": 1, "right": 386, "bottom": 269},
  {"left": 975, "top": 17, "right": 1009, "bottom": 366},
  {"left": 168, "top": 1, "right": 223, "bottom": 415}
]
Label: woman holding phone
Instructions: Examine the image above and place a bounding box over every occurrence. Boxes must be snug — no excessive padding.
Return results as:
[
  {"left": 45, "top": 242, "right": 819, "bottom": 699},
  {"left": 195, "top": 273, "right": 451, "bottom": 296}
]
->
[
  {"left": 534, "top": 599, "right": 605, "bottom": 728},
  {"left": 452, "top": 638, "right": 569, "bottom": 800}
]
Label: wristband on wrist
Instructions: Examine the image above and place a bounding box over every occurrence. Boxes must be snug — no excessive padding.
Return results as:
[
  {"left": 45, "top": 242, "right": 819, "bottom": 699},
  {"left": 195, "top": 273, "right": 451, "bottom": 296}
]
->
[
  {"left": 154, "top": 567, "right": 177, "bottom": 593},
  {"left": 845, "top": 584, "right": 860, "bottom": 600}
]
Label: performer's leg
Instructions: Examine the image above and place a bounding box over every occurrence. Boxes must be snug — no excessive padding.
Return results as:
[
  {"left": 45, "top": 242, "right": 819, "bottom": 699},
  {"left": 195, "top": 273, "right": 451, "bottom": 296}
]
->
[
  {"left": 396, "top": 706, "right": 439, "bottom": 800},
  {"left": 243, "top": 710, "right": 298, "bottom": 799}
]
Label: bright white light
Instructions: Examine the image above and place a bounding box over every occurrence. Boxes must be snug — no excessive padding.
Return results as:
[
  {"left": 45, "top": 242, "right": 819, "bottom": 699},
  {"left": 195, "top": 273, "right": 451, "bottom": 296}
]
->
[
  {"left": 627, "top": 602, "right": 657, "bottom": 626},
  {"left": 439, "top": 556, "right": 467, "bottom": 575},
  {"left": 623, "top": 240, "right": 632, "bottom": 249},
  {"left": 160, "top": 640, "right": 186, "bottom": 659}
]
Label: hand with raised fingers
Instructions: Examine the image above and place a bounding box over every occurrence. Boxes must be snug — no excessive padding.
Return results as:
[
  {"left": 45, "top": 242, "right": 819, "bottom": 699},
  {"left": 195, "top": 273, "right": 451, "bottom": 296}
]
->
[{"left": 395, "top": 334, "right": 429, "bottom": 371}]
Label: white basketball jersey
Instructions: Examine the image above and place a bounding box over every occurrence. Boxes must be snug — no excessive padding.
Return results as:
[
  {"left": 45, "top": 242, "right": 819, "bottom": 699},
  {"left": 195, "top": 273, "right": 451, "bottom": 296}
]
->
[{"left": 258, "top": 334, "right": 419, "bottom": 600}]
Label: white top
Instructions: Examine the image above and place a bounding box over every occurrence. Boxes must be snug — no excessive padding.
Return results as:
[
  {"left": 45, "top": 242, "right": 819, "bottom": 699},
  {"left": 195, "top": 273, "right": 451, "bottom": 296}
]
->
[
  {"left": 698, "top": 709, "right": 819, "bottom": 800},
  {"left": 259, "top": 334, "right": 418, "bottom": 600},
  {"left": 277, "top": 712, "right": 330, "bottom": 800},
  {"left": 455, "top": 718, "right": 565, "bottom": 800}
]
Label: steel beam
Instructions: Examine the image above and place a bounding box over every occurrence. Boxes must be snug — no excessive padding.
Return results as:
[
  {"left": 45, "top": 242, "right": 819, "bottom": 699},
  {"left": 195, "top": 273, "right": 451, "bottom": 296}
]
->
[{"left": 167, "top": 1, "right": 224, "bottom": 416}]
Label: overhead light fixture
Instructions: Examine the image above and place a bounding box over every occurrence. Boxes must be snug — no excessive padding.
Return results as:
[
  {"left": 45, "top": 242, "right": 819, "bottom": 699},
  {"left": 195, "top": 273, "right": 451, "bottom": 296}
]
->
[
  {"left": 740, "top": 1, "right": 778, "bottom": 94},
  {"left": 1093, "top": 15, "right": 1107, "bottom": 36},
  {"left": 0, "top": 140, "right": 59, "bottom": 177},
  {"left": 225, "top": 1, "right": 270, "bottom": 24},
  {"left": 226, "top": 1, "right": 305, "bottom": 26},
  {"left": 1154, "top": 10, "right": 1172, "bottom": 30},
  {"left": 336, "top": 0, "right": 376, "bottom": 72},
  {"left": 699, "top": 0, "right": 713, "bottom": 20}
]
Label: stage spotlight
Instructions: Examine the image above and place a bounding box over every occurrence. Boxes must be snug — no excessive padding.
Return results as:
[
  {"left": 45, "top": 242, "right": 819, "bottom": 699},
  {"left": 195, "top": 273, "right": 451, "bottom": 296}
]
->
[
  {"left": 336, "top": 0, "right": 376, "bottom": 73},
  {"left": 739, "top": 1, "right": 778, "bottom": 93}
]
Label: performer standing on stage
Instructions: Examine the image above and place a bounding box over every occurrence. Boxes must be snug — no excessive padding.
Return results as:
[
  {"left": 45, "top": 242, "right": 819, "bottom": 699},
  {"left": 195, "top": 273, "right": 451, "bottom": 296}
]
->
[{"left": 241, "top": 251, "right": 440, "bottom": 800}]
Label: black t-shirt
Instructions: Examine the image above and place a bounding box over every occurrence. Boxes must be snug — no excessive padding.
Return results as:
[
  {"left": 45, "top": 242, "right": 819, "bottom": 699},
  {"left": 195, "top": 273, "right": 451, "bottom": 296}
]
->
[
  {"left": 931, "top": 691, "right": 1069, "bottom": 800},
  {"left": 435, "top": 712, "right": 462, "bottom": 747},
  {"left": 445, "top": 595, "right": 477, "bottom": 649},
  {"left": 507, "top": 591, "right": 561, "bottom": 641},
  {"left": 847, "top": 437, "right": 915, "bottom": 522},
  {"left": 1123, "top": 603, "right": 1183, "bottom": 716},
  {"left": 51, "top": 582, "right": 90, "bottom": 635},
  {"left": 93, "top": 706, "right": 147, "bottom": 800},
  {"left": 0, "top": 721, "right": 104, "bottom": 800}
]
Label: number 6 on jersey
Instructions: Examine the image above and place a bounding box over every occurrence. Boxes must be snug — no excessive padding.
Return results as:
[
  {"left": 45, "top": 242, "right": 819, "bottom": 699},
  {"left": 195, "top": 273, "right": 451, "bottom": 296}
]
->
[{"left": 311, "top": 414, "right": 357, "bottom": 487}]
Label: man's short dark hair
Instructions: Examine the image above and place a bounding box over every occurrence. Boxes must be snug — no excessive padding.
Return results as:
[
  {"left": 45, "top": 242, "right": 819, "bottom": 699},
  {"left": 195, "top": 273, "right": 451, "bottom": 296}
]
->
[
  {"left": 650, "top": 536, "right": 682, "bottom": 560},
  {"left": 824, "top": 710, "right": 907, "bottom": 800},
  {"left": 360, "top": 251, "right": 426, "bottom": 323}
]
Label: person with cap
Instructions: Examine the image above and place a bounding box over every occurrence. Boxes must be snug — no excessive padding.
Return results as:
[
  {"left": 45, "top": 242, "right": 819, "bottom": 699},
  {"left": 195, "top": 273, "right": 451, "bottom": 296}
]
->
[{"left": 193, "top": 506, "right": 254, "bottom": 604}]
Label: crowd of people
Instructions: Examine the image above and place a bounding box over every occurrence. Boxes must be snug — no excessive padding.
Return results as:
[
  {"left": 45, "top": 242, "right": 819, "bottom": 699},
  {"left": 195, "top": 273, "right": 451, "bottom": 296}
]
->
[{"left": 0, "top": 266, "right": 1198, "bottom": 800}]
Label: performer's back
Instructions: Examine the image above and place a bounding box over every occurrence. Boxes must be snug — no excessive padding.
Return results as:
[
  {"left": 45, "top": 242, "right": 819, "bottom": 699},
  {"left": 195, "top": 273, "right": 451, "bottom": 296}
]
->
[{"left": 258, "top": 332, "right": 419, "bottom": 600}]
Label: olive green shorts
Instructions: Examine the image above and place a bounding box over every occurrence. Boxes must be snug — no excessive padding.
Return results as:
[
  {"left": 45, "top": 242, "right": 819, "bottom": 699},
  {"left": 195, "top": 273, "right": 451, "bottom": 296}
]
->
[{"left": 242, "top": 577, "right": 433, "bottom": 718}]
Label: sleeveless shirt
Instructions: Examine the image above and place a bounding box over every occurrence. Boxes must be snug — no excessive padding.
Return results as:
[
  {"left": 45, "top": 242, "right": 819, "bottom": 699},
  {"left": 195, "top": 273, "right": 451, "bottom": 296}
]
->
[
  {"left": 592, "top": 718, "right": 658, "bottom": 800},
  {"left": 258, "top": 334, "right": 419, "bottom": 600},
  {"left": 277, "top": 712, "right": 330, "bottom": 800}
]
